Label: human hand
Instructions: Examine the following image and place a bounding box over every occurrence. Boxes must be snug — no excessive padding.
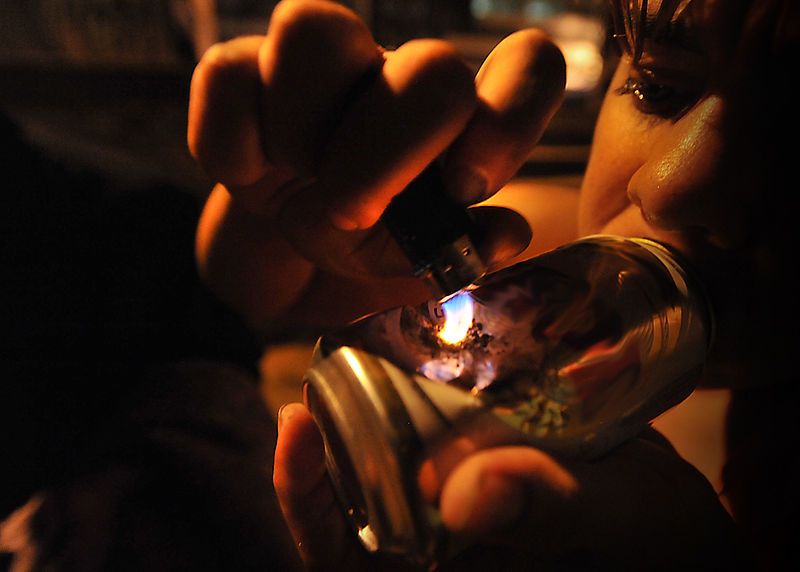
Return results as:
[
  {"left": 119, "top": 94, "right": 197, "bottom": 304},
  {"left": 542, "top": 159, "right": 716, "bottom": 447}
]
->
[
  {"left": 188, "top": 0, "right": 565, "bottom": 319},
  {"left": 431, "top": 432, "right": 743, "bottom": 570},
  {"left": 274, "top": 403, "right": 743, "bottom": 570},
  {"left": 273, "top": 402, "right": 392, "bottom": 570}
]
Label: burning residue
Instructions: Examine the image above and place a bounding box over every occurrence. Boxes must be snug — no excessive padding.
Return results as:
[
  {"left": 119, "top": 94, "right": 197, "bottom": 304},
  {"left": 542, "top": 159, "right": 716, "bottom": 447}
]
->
[{"left": 320, "top": 236, "right": 711, "bottom": 452}]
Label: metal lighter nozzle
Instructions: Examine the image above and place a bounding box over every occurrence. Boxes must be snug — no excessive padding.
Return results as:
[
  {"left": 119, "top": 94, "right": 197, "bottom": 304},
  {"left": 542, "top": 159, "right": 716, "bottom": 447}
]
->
[{"left": 380, "top": 163, "right": 486, "bottom": 299}]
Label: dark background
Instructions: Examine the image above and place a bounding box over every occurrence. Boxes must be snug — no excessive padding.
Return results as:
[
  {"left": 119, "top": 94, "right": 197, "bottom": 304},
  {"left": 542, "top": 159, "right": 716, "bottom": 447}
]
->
[{"left": 0, "top": 2, "right": 604, "bottom": 569}]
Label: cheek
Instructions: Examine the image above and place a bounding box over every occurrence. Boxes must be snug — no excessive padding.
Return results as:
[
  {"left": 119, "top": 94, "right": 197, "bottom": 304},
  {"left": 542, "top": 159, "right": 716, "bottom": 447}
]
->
[
  {"left": 578, "top": 72, "right": 645, "bottom": 235},
  {"left": 579, "top": 131, "right": 634, "bottom": 233}
]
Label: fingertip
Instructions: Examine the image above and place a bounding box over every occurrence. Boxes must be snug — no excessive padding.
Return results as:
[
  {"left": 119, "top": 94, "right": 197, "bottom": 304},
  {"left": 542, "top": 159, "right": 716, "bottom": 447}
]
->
[
  {"left": 443, "top": 29, "right": 567, "bottom": 203},
  {"left": 188, "top": 35, "right": 272, "bottom": 186},
  {"left": 492, "top": 28, "right": 567, "bottom": 95},
  {"left": 326, "top": 192, "right": 391, "bottom": 231},
  {"left": 276, "top": 401, "right": 303, "bottom": 432},
  {"left": 276, "top": 402, "right": 321, "bottom": 453},
  {"left": 274, "top": 402, "right": 326, "bottom": 496},
  {"left": 469, "top": 205, "right": 532, "bottom": 268},
  {"left": 440, "top": 466, "right": 526, "bottom": 537},
  {"left": 445, "top": 165, "right": 490, "bottom": 205},
  {"left": 439, "top": 447, "right": 578, "bottom": 538},
  {"left": 327, "top": 208, "right": 370, "bottom": 231},
  {"left": 273, "top": 400, "right": 359, "bottom": 567}
]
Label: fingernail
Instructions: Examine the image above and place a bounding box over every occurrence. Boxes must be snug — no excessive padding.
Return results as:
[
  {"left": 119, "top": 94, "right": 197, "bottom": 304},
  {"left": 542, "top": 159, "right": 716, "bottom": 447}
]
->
[
  {"left": 327, "top": 208, "right": 361, "bottom": 231},
  {"left": 328, "top": 203, "right": 384, "bottom": 231},
  {"left": 277, "top": 403, "right": 291, "bottom": 431}
]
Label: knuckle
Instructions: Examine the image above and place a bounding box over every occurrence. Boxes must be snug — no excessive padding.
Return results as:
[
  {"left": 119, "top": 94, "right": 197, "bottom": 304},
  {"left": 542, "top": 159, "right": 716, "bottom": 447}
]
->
[
  {"left": 197, "top": 40, "right": 238, "bottom": 72},
  {"left": 398, "top": 39, "right": 478, "bottom": 114},
  {"left": 195, "top": 37, "right": 259, "bottom": 82},
  {"left": 190, "top": 47, "right": 230, "bottom": 106},
  {"left": 188, "top": 37, "right": 268, "bottom": 183},
  {"left": 261, "top": 0, "right": 379, "bottom": 91},
  {"left": 269, "top": 0, "right": 363, "bottom": 46},
  {"left": 503, "top": 29, "right": 567, "bottom": 89},
  {"left": 408, "top": 39, "right": 473, "bottom": 87}
]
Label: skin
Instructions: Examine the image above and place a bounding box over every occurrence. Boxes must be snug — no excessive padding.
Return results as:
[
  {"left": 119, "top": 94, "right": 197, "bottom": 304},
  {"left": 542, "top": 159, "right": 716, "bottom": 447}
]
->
[
  {"left": 189, "top": 0, "right": 565, "bottom": 329},
  {"left": 188, "top": 0, "right": 798, "bottom": 568},
  {"left": 582, "top": 0, "right": 800, "bottom": 390}
]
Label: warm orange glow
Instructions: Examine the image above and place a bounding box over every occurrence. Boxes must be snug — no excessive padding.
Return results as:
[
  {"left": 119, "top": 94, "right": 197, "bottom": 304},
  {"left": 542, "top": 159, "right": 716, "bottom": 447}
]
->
[{"left": 438, "top": 292, "right": 474, "bottom": 345}]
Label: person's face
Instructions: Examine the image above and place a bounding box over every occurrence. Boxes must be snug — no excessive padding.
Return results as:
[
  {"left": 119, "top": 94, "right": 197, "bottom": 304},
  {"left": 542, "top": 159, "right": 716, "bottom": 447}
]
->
[{"left": 578, "top": 0, "right": 799, "bottom": 387}]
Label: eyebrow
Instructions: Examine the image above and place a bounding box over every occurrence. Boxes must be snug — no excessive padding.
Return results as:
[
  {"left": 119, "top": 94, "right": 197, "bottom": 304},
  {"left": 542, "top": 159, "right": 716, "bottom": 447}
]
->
[{"left": 609, "top": 0, "right": 702, "bottom": 61}]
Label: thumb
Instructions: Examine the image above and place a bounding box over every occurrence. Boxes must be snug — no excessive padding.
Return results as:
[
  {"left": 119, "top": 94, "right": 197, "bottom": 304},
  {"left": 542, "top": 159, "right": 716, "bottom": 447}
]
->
[
  {"left": 439, "top": 446, "right": 577, "bottom": 541},
  {"left": 273, "top": 403, "right": 358, "bottom": 569}
]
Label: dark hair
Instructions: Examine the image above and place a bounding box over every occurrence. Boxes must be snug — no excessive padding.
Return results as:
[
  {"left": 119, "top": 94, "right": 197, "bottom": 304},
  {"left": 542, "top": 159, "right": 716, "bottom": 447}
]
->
[{"left": 606, "top": 0, "right": 699, "bottom": 61}]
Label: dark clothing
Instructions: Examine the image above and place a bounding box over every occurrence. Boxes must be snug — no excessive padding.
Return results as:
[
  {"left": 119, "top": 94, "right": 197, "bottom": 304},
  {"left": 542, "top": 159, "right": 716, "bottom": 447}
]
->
[{"left": 0, "top": 113, "right": 300, "bottom": 570}]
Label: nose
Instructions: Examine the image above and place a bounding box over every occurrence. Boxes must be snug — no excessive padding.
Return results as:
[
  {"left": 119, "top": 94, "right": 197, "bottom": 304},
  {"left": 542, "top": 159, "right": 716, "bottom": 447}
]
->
[{"left": 626, "top": 95, "right": 759, "bottom": 249}]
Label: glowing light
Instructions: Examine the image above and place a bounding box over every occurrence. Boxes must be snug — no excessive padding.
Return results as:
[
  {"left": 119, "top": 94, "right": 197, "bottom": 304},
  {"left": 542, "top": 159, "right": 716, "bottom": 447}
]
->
[
  {"left": 559, "top": 39, "right": 603, "bottom": 93},
  {"left": 420, "top": 357, "right": 465, "bottom": 382},
  {"left": 438, "top": 292, "right": 474, "bottom": 345},
  {"left": 342, "top": 348, "right": 368, "bottom": 381}
]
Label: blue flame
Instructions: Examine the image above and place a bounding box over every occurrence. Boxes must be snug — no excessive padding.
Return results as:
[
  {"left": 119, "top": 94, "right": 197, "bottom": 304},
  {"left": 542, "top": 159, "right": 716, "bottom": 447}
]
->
[{"left": 439, "top": 291, "right": 474, "bottom": 344}]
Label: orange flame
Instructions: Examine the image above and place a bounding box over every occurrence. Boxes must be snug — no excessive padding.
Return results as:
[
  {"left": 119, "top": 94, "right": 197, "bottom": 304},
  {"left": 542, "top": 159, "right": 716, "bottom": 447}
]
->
[{"left": 438, "top": 292, "right": 474, "bottom": 345}]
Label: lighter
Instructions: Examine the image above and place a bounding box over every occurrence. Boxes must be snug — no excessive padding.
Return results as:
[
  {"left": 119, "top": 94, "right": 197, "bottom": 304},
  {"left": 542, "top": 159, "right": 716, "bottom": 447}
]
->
[{"left": 380, "top": 162, "right": 486, "bottom": 299}]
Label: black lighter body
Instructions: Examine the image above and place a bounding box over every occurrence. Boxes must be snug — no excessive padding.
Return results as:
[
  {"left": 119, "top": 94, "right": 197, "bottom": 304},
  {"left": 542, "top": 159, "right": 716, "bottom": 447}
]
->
[{"left": 381, "top": 162, "right": 486, "bottom": 299}]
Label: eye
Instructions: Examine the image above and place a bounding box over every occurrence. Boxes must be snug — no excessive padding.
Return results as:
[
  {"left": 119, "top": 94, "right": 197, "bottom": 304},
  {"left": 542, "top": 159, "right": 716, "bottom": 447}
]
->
[
  {"left": 617, "top": 78, "right": 673, "bottom": 104},
  {"left": 616, "top": 74, "right": 699, "bottom": 119}
]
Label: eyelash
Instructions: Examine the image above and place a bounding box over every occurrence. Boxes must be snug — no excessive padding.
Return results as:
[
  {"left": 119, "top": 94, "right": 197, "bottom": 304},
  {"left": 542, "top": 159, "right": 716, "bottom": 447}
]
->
[{"left": 616, "top": 76, "right": 698, "bottom": 119}]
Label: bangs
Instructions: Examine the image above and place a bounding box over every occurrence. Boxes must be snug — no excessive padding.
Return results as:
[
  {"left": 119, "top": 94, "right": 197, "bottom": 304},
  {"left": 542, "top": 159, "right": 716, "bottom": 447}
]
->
[{"left": 607, "top": 0, "right": 698, "bottom": 60}]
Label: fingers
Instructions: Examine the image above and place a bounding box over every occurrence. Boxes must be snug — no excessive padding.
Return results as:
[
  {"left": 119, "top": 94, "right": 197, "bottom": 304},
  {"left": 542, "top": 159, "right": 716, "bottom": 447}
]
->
[
  {"left": 189, "top": 0, "right": 479, "bottom": 229},
  {"left": 188, "top": 0, "right": 567, "bottom": 286},
  {"left": 189, "top": 0, "right": 384, "bottom": 215},
  {"left": 469, "top": 205, "right": 533, "bottom": 269},
  {"left": 439, "top": 446, "right": 577, "bottom": 543},
  {"left": 321, "top": 39, "right": 478, "bottom": 230},
  {"left": 273, "top": 403, "right": 356, "bottom": 568},
  {"left": 436, "top": 434, "right": 739, "bottom": 568},
  {"left": 444, "top": 29, "right": 567, "bottom": 204},
  {"left": 188, "top": 35, "right": 275, "bottom": 188},
  {"left": 259, "top": 0, "right": 384, "bottom": 174}
]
